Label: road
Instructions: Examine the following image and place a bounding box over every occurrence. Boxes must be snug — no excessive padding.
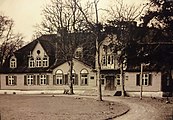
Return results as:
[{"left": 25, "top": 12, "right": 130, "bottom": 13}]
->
[{"left": 103, "top": 97, "right": 161, "bottom": 120}]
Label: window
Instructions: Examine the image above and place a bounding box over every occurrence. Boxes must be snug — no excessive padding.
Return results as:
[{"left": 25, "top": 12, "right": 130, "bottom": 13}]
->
[
  {"left": 102, "top": 55, "right": 114, "bottom": 66},
  {"left": 102, "top": 55, "right": 106, "bottom": 65},
  {"left": 136, "top": 74, "right": 152, "bottom": 86},
  {"left": 166, "top": 76, "right": 170, "bottom": 86},
  {"left": 75, "top": 51, "right": 82, "bottom": 58},
  {"left": 107, "top": 55, "right": 111, "bottom": 64},
  {"left": 72, "top": 74, "right": 78, "bottom": 85},
  {"left": 107, "top": 55, "right": 114, "bottom": 65},
  {"left": 56, "top": 75, "right": 63, "bottom": 84},
  {"left": 143, "top": 74, "right": 149, "bottom": 86},
  {"left": 29, "top": 57, "right": 34, "bottom": 68},
  {"left": 70, "top": 70, "right": 78, "bottom": 85},
  {"left": 125, "top": 76, "right": 128, "bottom": 81},
  {"left": 116, "top": 74, "right": 121, "bottom": 85},
  {"left": 75, "top": 47, "right": 83, "bottom": 59},
  {"left": 54, "top": 70, "right": 63, "bottom": 85},
  {"left": 24, "top": 75, "right": 36, "bottom": 85},
  {"left": 40, "top": 75, "right": 46, "bottom": 85},
  {"left": 6, "top": 76, "right": 17, "bottom": 86},
  {"left": 80, "top": 69, "right": 88, "bottom": 85},
  {"left": 111, "top": 55, "right": 114, "bottom": 64},
  {"left": 10, "top": 57, "right": 17, "bottom": 68},
  {"left": 36, "top": 57, "right": 42, "bottom": 67},
  {"left": 37, "top": 74, "right": 49, "bottom": 85},
  {"left": 43, "top": 55, "right": 49, "bottom": 67}
]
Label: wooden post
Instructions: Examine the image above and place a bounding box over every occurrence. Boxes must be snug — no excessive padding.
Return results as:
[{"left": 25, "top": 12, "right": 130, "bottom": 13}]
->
[{"left": 140, "top": 63, "right": 143, "bottom": 100}]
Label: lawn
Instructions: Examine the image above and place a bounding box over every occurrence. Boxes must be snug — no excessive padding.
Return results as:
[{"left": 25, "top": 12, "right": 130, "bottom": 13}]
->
[{"left": 0, "top": 95, "right": 129, "bottom": 120}]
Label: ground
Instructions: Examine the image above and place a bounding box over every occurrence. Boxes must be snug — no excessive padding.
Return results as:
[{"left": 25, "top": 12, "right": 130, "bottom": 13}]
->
[
  {"left": 0, "top": 94, "right": 173, "bottom": 120},
  {"left": 103, "top": 96, "right": 173, "bottom": 120},
  {"left": 0, "top": 95, "right": 129, "bottom": 120}
]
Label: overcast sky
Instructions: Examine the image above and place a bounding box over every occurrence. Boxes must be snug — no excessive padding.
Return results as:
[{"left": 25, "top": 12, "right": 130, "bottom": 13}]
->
[{"left": 0, "top": 0, "right": 148, "bottom": 42}]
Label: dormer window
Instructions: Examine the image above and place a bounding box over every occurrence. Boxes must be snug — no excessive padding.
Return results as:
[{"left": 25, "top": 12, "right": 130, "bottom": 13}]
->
[
  {"left": 10, "top": 56, "right": 17, "bottom": 68},
  {"left": 75, "top": 47, "right": 83, "bottom": 59},
  {"left": 29, "top": 57, "right": 35, "bottom": 68},
  {"left": 36, "top": 57, "right": 42, "bottom": 67},
  {"left": 43, "top": 55, "right": 49, "bottom": 67}
]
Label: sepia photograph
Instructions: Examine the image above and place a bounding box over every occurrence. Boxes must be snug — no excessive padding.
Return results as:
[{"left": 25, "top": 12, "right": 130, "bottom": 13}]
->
[{"left": 0, "top": 0, "right": 173, "bottom": 119}]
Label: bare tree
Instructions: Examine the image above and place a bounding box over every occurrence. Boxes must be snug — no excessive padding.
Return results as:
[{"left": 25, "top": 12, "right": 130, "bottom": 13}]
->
[
  {"left": 107, "top": 0, "right": 148, "bottom": 22},
  {"left": 37, "top": 0, "right": 96, "bottom": 94},
  {"left": 73, "top": 0, "right": 104, "bottom": 101},
  {"left": 105, "top": 0, "right": 147, "bottom": 97},
  {"left": 0, "top": 14, "right": 24, "bottom": 67}
]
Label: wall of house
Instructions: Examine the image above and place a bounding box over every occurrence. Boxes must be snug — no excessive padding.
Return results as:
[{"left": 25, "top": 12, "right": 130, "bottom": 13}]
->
[
  {"left": 52, "top": 59, "right": 97, "bottom": 87},
  {"left": 0, "top": 60, "right": 97, "bottom": 91},
  {"left": 98, "top": 35, "right": 119, "bottom": 70},
  {"left": 0, "top": 73, "right": 97, "bottom": 90},
  {"left": 120, "top": 72, "right": 162, "bottom": 92}
]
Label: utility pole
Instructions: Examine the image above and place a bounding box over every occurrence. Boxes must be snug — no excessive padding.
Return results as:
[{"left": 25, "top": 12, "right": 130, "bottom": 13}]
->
[
  {"left": 140, "top": 63, "right": 143, "bottom": 100},
  {"left": 140, "top": 63, "right": 150, "bottom": 100}
]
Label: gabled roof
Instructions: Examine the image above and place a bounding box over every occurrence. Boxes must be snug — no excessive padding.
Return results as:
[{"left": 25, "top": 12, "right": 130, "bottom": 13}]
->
[{"left": 0, "top": 33, "right": 97, "bottom": 74}]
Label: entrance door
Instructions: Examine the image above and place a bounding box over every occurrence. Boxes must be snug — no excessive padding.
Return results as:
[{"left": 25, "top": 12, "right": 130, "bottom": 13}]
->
[{"left": 105, "top": 76, "right": 115, "bottom": 90}]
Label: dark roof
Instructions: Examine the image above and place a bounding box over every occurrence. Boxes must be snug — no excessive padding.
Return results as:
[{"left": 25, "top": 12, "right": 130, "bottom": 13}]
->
[
  {"left": 0, "top": 33, "right": 97, "bottom": 73},
  {"left": 126, "top": 43, "right": 173, "bottom": 72}
]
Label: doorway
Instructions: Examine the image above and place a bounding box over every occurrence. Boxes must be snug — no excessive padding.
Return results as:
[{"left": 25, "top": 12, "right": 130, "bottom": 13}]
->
[{"left": 105, "top": 76, "right": 115, "bottom": 90}]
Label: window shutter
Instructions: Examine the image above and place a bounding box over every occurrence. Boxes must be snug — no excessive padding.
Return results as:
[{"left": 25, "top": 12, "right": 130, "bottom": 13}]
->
[
  {"left": 6, "top": 76, "right": 8, "bottom": 85},
  {"left": 53, "top": 75, "right": 56, "bottom": 85},
  {"left": 136, "top": 74, "right": 140, "bottom": 86},
  {"left": 24, "top": 75, "right": 27, "bottom": 85},
  {"left": 75, "top": 74, "right": 78, "bottom": 85},
  {"left": 149, "top": 74, "right": 152, "bottom": 86},
  {"left": 14, "top": 76, "right": 17, "bottom": 85},
  {"left": 33, "top": 75, "right": 36, "bottom": 85},
  {"left": 64, "top": 75, "right": 68, "bottom": 85},
  {"left": 46, "top": 75, "right": 49, "bottom": 85},
  {"left": 37, "top": 75, "right": 40, "bottom": 85},
  {"left": 62, "top": 75, "right": 64, "bottom": 85}
]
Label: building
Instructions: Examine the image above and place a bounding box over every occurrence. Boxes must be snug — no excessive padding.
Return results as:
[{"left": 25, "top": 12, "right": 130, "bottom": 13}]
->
[
  {"left": 1, "top": 32, "right": 173, "bottom": 97},
  {"left": 0, "top": 34, "right": 97, "bottom": 93},
  {"left": 99, "top": 34, "right": 173, "bottom": 97}
]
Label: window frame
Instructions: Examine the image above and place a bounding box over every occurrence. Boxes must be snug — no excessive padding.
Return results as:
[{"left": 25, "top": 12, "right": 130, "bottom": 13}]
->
[
  {"left": 43, "top": 55, "right": 49, "bottom": 67},
  {"left": 80, "top": 69, "right": 88, "bottom": 86},
  {"left": 68, "top": 70, "right": 78, "bottom": 85},
  {"left": 136, "top": 73, "right": 152, "bottom": 86},
  {"left": 29, "top": 57, "right": 35, "bottom": 68},
  {"left": 54, "top": 70, "right": 63, "bottom": 85},
  {"left": 10, "top": 57, "right": 17, "bottom": 68},
  {"left": 27, "top": 75, "right": 36, "bottom": 85},
  {"left": 6, "top": 76, "right": 17, "bottom": 86},
  {"left": 36, "top": 56, "right": 42, "bottom": 67},
  {"left": 40, "top": 74, "right": 47, "bottom": 85},
  {"left": 102, "top": 55, "right": 106, "bottom": 66},
  {"left": 102, "top": 54, "right": 115, "bottom": 67}
]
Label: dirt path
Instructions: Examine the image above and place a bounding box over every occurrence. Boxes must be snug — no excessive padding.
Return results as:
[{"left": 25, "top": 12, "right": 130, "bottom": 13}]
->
[{"left": 103, "top": 97, "right": 162, "bottom": 120}]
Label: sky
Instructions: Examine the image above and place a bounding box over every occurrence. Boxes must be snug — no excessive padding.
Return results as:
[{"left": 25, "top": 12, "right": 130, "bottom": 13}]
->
[{"left": 0, "top": 0, "right": 148, "bottom": 42}]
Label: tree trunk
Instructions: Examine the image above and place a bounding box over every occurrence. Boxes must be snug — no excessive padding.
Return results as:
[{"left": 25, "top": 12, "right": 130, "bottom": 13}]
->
[
  {"left": 120, "top": 62, "right": 125, "bottom": 97},
  {"left": 69, "top": 60, "right": 74, "bottom": 94},
  {"left": 97, "top": 68, "right": 102, "bottom": 101},
  {"left": 96, "top": 37, "right": 102, "bottom": 101}
]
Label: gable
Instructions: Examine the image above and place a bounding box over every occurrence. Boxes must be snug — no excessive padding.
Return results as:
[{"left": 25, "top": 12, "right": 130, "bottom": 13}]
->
[
  {"left": 53, "top": 59, "right": 93, "bottom": 74},
  {"left": 32, "top": 42, "right": 48, "bottom": 58}
]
